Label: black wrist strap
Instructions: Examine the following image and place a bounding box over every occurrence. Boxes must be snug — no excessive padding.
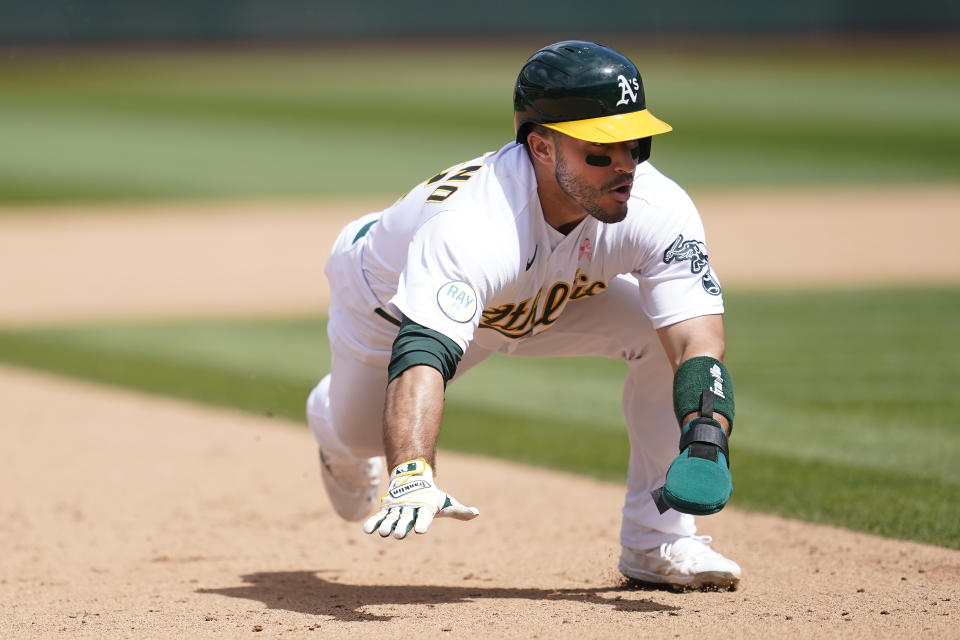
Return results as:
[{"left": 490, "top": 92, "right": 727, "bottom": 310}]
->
[
  {"left": 679, "top": 391, "right": 730, "bottom": 468},
  {"left": 680, "top": 418, "right": 730, "bottom": 467}
]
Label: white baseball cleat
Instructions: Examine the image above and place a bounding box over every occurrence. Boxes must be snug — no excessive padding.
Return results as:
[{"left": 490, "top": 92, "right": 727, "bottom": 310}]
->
[
  {"left": 619, "top": 535, "right": 741, "bottom": 589},
  {"left": 318, "top": 447, "right": 385, "bottom": 522}
]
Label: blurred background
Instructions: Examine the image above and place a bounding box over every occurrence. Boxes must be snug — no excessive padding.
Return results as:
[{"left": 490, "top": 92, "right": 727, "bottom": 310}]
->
[
  {"left": 1, "top": 2, "right": 958, "bottom": 548},
  {"left": 1, "top": 0, "right": 958, "bottom": 201}
]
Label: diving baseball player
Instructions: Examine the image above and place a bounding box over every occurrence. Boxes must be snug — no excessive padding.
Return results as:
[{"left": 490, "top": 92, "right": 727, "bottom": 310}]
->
[{"left": 307, "top": 41, "right": 741, "bottom": 588}]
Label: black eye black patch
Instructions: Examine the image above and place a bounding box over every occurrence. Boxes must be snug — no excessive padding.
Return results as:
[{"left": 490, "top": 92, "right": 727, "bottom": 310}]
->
[{"left": 585, "top": 137, "right": 652, "bottom": 167}]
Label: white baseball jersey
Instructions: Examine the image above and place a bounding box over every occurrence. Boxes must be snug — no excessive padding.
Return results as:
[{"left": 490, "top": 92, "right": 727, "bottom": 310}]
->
[
  {"left": 314, "top": 140, "right": 723, "bottom": 547},
  {"left": 328, "top": 141, "right": 723, "bottom": 355}
]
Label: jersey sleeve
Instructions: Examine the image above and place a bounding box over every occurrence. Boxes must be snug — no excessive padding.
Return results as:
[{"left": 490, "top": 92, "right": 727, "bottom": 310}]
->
[
  {"left": 631, "top": 194, "right": 725, "bottom": 329},
  {"left": 389, "top": 210, "right": 503, "bottom": 352}
]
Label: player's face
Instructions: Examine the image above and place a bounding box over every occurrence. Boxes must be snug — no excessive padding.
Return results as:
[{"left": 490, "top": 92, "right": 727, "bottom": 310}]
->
[{"left": 553, "top": 136, "right": 639, "bottom": 224}]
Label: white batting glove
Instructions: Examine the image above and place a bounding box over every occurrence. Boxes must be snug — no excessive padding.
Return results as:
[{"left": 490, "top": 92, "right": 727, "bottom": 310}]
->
[{"left": 362, "top": 458, "right": 479, "bottom": 539}]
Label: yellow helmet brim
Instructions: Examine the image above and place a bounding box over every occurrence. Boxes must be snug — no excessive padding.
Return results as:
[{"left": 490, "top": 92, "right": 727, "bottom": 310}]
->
[{"left": 543, "top": 109, "right": 672, "bottom": 143}]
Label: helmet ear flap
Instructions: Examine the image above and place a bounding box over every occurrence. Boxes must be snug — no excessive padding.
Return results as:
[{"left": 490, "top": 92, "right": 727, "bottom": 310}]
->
[{"left": 632, "top": 137, "right": 652, "bottom": 163}]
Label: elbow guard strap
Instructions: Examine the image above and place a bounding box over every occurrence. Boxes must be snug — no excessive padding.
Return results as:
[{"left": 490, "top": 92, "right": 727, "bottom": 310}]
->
[
  {"left": 387, "top": 317, "right": 463, "bottom": 385},
  {"left": 673, "top": 356, "right": 734, "bottom": 430}
]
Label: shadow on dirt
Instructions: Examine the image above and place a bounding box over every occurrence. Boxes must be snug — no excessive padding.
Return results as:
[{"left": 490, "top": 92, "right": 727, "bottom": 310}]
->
[{"left": 197, "top": 570, "right": 679, "bottom": 621}]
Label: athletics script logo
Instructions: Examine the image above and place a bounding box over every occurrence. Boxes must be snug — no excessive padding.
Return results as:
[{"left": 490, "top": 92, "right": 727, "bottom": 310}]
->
[
  {"left": 615, "top": 75, "right": 641, "bottom": 106},
  {"left": 663, "top": 234, "right": 721, "bottom": 296},
  {"left": 480, "top": 268, "right": 606, "bottom": 338}
]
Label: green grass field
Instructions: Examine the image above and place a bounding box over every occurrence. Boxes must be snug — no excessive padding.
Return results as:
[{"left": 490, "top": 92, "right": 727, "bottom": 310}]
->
[
  {"left": 1, "top": 288, "right": 957, "bottom": 548},
  {"left": 2, "top": 43, "right": 958, "bottom": 204}
]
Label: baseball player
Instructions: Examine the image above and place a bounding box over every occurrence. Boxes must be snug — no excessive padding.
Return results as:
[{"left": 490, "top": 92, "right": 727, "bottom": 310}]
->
[{"left": 307, "top": 41, "right": 741, "bottom": 588}]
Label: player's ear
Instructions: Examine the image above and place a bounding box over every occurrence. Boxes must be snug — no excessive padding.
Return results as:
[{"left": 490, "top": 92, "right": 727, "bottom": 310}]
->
[{"left": 525, "top": 127, "right": 556, "bottom": 167}]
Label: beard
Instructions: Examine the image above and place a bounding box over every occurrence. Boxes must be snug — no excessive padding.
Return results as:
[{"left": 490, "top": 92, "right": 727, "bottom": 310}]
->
[{"left": 554, "top": 149, "right": 630, "bottom": 224}]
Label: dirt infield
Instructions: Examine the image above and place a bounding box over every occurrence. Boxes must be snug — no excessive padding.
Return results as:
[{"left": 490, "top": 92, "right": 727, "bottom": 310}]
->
[
  {"left": 1, "top": 187, "right": 959, "bottom": 638},
  {"left": 2, "top": 366, "right": 958, "bottom": 639}
]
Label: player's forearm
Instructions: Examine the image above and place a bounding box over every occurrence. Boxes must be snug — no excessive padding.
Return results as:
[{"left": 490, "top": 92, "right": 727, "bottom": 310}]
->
[
  {"left": 657, "top": 314, "right": 725, "bottom": 371},
  {"left": 382, "top": 364, "right": 446, "bottom": 470},
  {"left": 676, "top": 348, "right": 730, "bottom": 436},
  {"left": 657, "top": 314, "right": 731, "bottom": 436}
]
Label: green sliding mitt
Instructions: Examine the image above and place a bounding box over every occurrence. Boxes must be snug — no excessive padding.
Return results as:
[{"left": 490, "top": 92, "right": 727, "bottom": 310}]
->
[{"left": 657, "top": 417, "right": 732, "bottom": 515}]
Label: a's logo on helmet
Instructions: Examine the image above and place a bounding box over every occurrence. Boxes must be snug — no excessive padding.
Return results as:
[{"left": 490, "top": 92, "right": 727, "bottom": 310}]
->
[{"left": 615, "top": 75, "right": 641, "bottom": 106}]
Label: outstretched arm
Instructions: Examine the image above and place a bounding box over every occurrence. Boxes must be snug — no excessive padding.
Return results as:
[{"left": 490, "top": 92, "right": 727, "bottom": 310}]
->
[
  {"left": 382, "top": 365, "right": 445, "bottom": 469},
  {"left": 363, "top": 319, "right": 479, "bottom": 539},
  {"left": 653, "top": 313, "right": 736, "bottom": 515}
]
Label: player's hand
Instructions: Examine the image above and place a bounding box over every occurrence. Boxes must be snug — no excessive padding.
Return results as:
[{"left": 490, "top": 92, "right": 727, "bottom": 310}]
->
[
  {"left": 654, "top": 417, "right": 732, "bottom": 515},
  {"left": 362, "top": 458, "right": 479, "bottom": 539}
]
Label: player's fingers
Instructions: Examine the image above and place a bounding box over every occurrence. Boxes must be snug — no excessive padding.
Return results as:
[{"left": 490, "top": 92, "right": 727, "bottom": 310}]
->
[
  {"left": 377, "top": 508, "right": 401, "bottom": 537},
  {"left": 393, "top": 507, "right": 417, "bottom": 539},
  {"left": 413, "top": 506, "right": 436, "bottom": 534},
  {"left": 362, "top": 509, "right": 388, "bottom": 535}
]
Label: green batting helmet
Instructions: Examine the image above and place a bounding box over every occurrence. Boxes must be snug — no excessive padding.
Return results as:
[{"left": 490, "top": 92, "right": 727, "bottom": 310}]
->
[{"left": 513, "top": 40, "right": 672, "bottom": 145}]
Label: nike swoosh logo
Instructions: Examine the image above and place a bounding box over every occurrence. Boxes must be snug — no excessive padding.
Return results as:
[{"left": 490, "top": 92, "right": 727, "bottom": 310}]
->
[{"left": 525, "top": 245, "right": 538, "bottom": 271}]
